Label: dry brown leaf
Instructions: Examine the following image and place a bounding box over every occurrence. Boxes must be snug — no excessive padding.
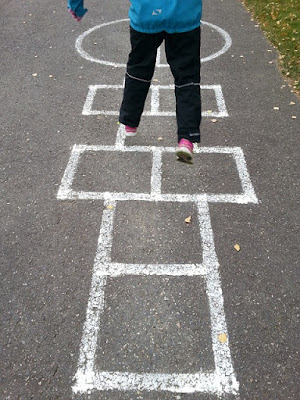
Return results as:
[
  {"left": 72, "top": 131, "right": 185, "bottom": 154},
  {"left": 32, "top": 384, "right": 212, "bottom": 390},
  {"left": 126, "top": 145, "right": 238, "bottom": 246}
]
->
[
  {"left": 234, "top": 244, "right": 241, "bottom": 252},
  {"left": 218, "top": 333, "right": 227, "bottom": 343}
]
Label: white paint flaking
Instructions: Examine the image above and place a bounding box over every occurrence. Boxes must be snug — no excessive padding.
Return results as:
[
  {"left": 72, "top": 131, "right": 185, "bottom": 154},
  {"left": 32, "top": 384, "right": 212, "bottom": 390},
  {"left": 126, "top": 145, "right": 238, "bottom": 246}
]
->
[
  {"left": 57, "top": 144, "right": 83, "bottom": 199},
  {"left": 115, "top": 124, "right": 126, "bottom": 149},
  {"left": 73, "top": 371, "right": 220, "bottom": 394},
  {"left": 75, "top": 201, "right": 116, "bottom": 379},
  {"left": 151, "top": 148, "right": 162, "bottom": 198},
  {"left": 232, "top": 147, "right": 258, "bottom": 203},
  {"left": 156, "top": 46, "right": 161, "bottom": 66},
  {"left": 94, "top": 263, "right": 207, "bottom": 277},
  {"left": 197, "top": 201, "right": 239, "bottom": 395},
  {"left": 151, "top": 85, "right": 160, "bottom": 114},
  {"left": 75, "top": 19, "right": 130, "bottom": 67},
  {"left": 201, "top": 85, "right": 229, "bottom": 117},
  {"left": 201, "top": 21, "right": 232, "bottom": 63},
  {"left": 63, "top": 191, "right": 256, "bottom": 204}
]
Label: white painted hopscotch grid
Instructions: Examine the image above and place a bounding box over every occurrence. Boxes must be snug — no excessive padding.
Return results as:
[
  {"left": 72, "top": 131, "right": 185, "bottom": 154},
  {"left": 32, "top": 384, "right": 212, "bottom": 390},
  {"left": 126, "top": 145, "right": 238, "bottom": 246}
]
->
[
  {"left": 71, "top": 200, "right": 239, "bottom": 395},
  {"left": 58, "top": 125, "right": 258, "bottom": 397},
  {"left": 57, "top": 134, "right": 256, "bottom": 205},
  {"left": 61, "top": 18, "right": 248, "bottom": 397},
  {"left": 82, "top": 84, "right": 229, "bottom": 118}
]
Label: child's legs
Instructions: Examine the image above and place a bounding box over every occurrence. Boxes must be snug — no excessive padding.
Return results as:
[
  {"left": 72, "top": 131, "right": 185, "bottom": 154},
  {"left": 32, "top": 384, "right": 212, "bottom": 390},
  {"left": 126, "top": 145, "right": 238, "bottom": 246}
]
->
[
  {"left": 119, "top": 27, "right": 164, "bottom": 128},
  {"left": 165, "top": 28, "right": 201, "bottom": 143}
]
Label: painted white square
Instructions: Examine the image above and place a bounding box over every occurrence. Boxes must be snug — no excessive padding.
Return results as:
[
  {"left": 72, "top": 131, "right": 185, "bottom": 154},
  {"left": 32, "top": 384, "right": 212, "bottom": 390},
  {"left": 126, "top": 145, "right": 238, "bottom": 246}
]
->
[
  {"left": 71, "top": 201, "right": 240, "bottom": 396},
  {"left": 82, "top": 84, "right": 228, "bottom": 118},
  {"left": 57, "top": 144, "right": 257, "bottom": 204}
]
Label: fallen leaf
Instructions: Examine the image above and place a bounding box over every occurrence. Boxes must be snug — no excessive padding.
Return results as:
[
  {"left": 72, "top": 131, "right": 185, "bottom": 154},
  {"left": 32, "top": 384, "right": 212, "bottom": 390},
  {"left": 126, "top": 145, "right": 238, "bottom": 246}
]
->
[
  {"left": 273, "top": 106, "right": 279, "bottom": 110},
  {"left": 157, "top": 137, "right": 163, "bottom": 141},
  {"left": 106, "top": 205, "right": 114, "bottom": 210},
  {"left": 234, "top": 244, "right": 241, "bottom": 252},
  {"left": 211, "top": 119, "right": 217, "bottom": 123},
  {"left": 185, "top": 216, "right": 192, "bottom": 224},
  {"left": 218, "top": 333, "right": 227, "bottom": 343},
  {"left": 290, "top": 101, "right": 295, "bottom": 105},
  {"left": 32, "top": 73, "right": 37, "bottom": 76},
  {"left": 207, "top": 110, "right": 213, "bottom": 114},
  {"left": 176, "top": 321, "right": 181, "bottom": 329},
  {"left": 292, "top": 116, "right": 297, "bottom": 119}
]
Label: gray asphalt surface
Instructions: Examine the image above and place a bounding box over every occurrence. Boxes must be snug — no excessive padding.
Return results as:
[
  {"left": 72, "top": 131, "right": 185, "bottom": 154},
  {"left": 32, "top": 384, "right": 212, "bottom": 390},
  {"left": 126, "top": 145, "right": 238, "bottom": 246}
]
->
[{"left": 1, "top": 0, "right": 299, "bottom": 399}]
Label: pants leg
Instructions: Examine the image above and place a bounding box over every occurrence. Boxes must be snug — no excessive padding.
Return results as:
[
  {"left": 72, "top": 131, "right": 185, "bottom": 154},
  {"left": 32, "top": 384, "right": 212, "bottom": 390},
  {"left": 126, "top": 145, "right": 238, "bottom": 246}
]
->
[
  {"left": 165, "top": 27, "right": 202, "bottom": 143},
  {"left": 119, "top": 27, "right": 164, "bottom": 127}
]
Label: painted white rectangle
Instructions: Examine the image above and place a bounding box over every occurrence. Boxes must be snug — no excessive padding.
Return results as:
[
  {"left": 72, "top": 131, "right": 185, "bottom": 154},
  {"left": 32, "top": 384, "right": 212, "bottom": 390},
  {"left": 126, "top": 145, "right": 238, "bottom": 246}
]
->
[
  {"left": 72, "top": 200, "right": 239, "bottom": 397},
  {"left": 82, "top": 84, "right": 228, "bottom": 118},
  {"left": 57, "top": 145, "right": 258, "bottom": 205}
]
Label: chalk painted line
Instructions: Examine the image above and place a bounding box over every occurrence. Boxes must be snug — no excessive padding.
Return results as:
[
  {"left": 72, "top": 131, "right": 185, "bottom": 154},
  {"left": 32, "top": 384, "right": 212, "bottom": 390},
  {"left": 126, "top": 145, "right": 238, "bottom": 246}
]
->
[
  {"left": 73, "top": 370, "right": 239, "bottom": 395},
  {"left": 75, "top": 20, "right": 232, "bottom": 67},
  {"left": 82, "top": 84, "right": 229, "bottom": 118},
  {"left": 57, "top": 145, "right": 258, "bottom": 205},
  {"left": 71, "top": 200, "right": 240, "bottom": 396}
]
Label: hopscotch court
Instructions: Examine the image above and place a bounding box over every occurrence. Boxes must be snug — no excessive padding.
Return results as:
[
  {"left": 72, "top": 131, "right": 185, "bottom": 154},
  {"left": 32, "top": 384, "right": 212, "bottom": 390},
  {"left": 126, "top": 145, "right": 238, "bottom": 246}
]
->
[{"left": 57, "top": 19, "right": 259, "bottom": 398}]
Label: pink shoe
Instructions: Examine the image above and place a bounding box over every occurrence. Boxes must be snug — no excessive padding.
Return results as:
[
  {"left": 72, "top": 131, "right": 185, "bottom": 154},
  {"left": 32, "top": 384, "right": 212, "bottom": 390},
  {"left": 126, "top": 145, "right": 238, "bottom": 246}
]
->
[
  {"left": 125, "top": 125, "right": 137, "bottom": 137},
  {"left": 176, "top": 138, "right": 193, "bottom": 163}
]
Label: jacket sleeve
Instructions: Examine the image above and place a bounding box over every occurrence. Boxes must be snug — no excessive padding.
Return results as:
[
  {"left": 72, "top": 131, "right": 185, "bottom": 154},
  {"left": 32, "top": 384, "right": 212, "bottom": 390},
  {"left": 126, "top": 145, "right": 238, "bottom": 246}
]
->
[{"left": 67, "top": 0, "right": 88, "bottom": 18}]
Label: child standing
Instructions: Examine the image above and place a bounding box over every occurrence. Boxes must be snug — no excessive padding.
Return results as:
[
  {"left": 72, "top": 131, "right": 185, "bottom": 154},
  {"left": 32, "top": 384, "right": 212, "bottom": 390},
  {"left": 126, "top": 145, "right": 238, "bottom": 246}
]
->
[{"left": 67, "top": 0, "right": 203, "bottom": 163}]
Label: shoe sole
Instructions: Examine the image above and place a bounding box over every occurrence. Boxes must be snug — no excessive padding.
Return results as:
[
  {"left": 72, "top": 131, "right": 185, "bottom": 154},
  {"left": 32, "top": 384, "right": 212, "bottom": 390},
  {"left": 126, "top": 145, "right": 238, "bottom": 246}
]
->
[
  {"left": 125, "top": 131, "right": 137, "bottom": 137},
  {"left": 176, "top": 148, "right": 193, "bottom": 164}
]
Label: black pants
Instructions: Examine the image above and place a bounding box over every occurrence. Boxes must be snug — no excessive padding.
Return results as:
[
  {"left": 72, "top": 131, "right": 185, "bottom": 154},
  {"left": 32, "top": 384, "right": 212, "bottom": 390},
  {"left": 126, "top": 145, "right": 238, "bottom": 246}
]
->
[{"left": 119, "top": 27, "right": 201, "bottom": 143}]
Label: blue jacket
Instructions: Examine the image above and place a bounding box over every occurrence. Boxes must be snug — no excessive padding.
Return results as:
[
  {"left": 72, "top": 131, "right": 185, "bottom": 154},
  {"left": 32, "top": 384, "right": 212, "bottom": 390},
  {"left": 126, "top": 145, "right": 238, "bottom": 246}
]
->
[
  {"left": 129, "top": 0, "right": 202, "bottom": 33},
  {"left": 67, "top": 0, "right": 202, "bottom": 33}
]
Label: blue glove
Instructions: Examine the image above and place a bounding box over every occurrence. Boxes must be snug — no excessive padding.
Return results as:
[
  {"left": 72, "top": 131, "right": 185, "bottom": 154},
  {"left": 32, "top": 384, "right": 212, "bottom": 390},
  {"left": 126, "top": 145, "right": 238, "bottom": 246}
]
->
[{"left": 68, "top": 0, "right": 88, "bottom": 21}]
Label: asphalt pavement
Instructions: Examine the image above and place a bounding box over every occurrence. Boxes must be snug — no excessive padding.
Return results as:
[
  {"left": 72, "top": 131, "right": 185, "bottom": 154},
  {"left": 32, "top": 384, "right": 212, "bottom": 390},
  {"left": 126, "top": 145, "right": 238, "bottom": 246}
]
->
[{"left": 1, "top": 0, "right": 299, "bottom": 399}]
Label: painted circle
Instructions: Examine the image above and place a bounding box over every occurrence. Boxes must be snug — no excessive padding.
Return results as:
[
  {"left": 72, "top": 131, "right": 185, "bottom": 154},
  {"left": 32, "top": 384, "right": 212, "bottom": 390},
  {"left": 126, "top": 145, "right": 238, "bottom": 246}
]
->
[{"left": 75, "top": 19, "right": 232, "bottom": 67}]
